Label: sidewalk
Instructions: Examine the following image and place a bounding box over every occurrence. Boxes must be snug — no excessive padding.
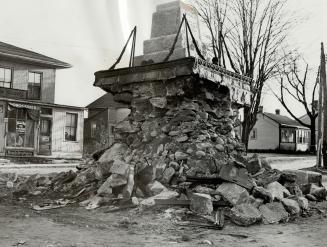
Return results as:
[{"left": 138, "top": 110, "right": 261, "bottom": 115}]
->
[{"left": 0, "top": 163, "right": 77, "bottom": 175}]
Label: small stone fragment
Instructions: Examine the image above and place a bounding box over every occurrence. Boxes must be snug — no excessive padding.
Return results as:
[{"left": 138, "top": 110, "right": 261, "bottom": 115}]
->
[{"left": 161, "top": 167, "right": 175, "bottom": 184}]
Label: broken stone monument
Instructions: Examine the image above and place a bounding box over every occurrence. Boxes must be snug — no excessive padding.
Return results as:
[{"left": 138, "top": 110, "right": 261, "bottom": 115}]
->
[{"left": 9, "top": 0, "right": 327, "bottom": 229}]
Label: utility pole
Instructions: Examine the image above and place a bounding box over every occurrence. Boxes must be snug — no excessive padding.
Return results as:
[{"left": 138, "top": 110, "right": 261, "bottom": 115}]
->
[
  {"left": 321, "top": 43, "right": 327, "bottom": 168},
  {"left": 317, "top": 66, "right": 322, "bottom": 168}
]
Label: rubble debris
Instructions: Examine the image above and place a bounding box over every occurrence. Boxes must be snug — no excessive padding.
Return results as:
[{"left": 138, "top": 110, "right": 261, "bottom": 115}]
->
[
  {"left": 281, "top": 198, "right": 300, "bottom": 216},
  {"left": 246, "top": 154, "right": 262, "bottom": 175},
  {"left": 310, "top": 184, "right": 327, "bottom": 201},
  {"left": 219, "top": 162, "right": 254, "bottom": 190},
  {"left": 229, "top": 203, "right": 262, "bottom": 226},
  {"left": 282, "top": 170, "right": 322, "bottom": 186},
  {"left": 266, "top": 181, "right": 291, "bottom": 201},
  {"left": 252, "top": 186, "right": 273, "bottom": 203},
  {"left": 189, "top": 193, "right": 213, "bottom": 215},
  {"left": 216, "top": 183, "right": 250, "bottom": 206},
  {"left": 259, "top": 202, "right": 289, "bottom": 224}
]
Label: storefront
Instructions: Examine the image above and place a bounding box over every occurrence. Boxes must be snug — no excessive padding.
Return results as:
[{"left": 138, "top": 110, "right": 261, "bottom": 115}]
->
[
  {"left": 3, "top": 102, "right": 38, "bottom": 156},
  {"left": 0, "top": 99, "right": 84, "bottom": 158}
]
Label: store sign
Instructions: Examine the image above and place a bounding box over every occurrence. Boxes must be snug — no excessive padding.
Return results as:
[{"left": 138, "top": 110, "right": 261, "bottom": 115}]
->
[
  {"left": 16, "top": 120, "right": 26, "bottom": 133},
  {"left": 193, "top": 58, "right": 252, "bottom": 106},
  {"left": 0, "top": 88, "right": 27, "bottom": 99}
]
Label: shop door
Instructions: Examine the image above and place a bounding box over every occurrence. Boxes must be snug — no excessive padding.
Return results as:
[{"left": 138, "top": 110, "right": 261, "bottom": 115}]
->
[{"left": 39, "top": 118, "right": 52, "bottom": 155}]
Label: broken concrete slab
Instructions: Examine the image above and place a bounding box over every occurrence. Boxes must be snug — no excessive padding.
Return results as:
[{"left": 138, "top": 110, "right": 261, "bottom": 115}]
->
[
  {"left": 107, "top": 174, "right": 128, "bottom": 188},
  {"left": 216, "top": 183, "right": 250, "bottom": 206},
  {"left": 246, "top": 155, "right": 262, "bottom": 175},
  {"left": 266, "top": 181, "right": 291, "bottom": 201},
  {"left": 310, "top": 184, "right": 327, "bottom": 201},
  {"left": 218, "top": 162, "right": 254, "bottom": 190},
  {"left": 146, "top": 180, "right": 167, "bottom": 196},
  {"left": 98, "top": 143, "right": 129, "bottom": 163},
  {"left": 281, "top": 198, "right": 300, "bottom": 216},
  {"left": 282, "top": 170, "right": 322, "bottom": 186},
  {"left": 189, "top": 193, "right": 213, "bottom": 215},
  {"left": 259, "top": 202, "right": 289, "bottom": 224},
  {"left": 110, "top": 160, "right": 130, "bottom": 176},
  {"left": 252, "top": 186, "right": 273, "bottom": 203},
  {"left": 140, "top": 190, "right": 179, "bottom": 207},
  {"left": 230, "top": 203, "right": 262, "bottom": 226},
  {"left": 97, "top": 179, "right": 113, "bottom": 197}
]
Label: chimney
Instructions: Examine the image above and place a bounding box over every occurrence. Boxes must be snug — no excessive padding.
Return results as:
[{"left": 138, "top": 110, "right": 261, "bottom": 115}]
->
[
  {"left": 275, "top": 109, "right": 280, "bottom": 115},
  {"left": 258, "top": 106, "right": 263, "bottom": 113}
]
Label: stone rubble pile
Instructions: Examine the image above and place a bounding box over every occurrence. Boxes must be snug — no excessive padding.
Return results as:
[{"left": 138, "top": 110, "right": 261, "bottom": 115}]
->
[{"left": 7, "top": 75, "right": 327, "bottom": 227}]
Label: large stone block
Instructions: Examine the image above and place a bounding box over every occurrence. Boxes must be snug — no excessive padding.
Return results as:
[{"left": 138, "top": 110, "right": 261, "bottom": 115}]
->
[
  {"left": 144, "top": 34, "right": 184, "bottom": 54},
  {"left": 216, "top": 183, "right": 250, "bottom": 206},
  {"left": 259, "top": 202, "right": 289, "bottom": 224},
  {"left": 282, "top": 170, "right": 322, "bottom": 186},
  {"left": 230, "top": 204, "right": 262, "bottom": 226},
  {"left": 266, "top": 181, "right": 290, "bottom": 200}
]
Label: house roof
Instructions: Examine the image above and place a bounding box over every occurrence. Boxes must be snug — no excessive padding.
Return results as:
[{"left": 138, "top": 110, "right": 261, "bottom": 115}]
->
[
  {"left": 263, "top": 112, "right": 309, "bottom": 129},
  {"left": 86, "top": 93, "right": 128, "bottom": 109},
  {"left": 0, "top": 41, "right": 71, "bottom": 68}
]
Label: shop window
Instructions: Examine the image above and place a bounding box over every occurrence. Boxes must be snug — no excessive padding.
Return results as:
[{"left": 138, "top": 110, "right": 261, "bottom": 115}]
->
[
  {"left": 6, "top": 107, "right": 35, "bottom": 148},
  {"left": 0, "top": 67, "right": 12, "bottom": 88},
  {"left": 281, "top": 128, "right": 295, "bottom": 143},
  {"left": 27, "top": 72, "right": 41, "bottom": 100},
  {"left": 65, "top": 113, "right": 77, "bottom": 141}
]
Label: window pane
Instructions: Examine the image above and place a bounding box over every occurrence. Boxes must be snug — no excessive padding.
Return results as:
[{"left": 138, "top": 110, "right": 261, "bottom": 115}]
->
[
  {"left": 8, "top": 118, "right": 16, "bottom": 132},
  {"left": 4, "top": 69, "right": 11, "bottom": 82},
  {"left": 65, "top": 113, "right": 77, "bottom": 141},
  {"left": 66, "top": 114, "right": 72, "bottom": 126},
  {"left": 0, "top": 68, "right": 4, "bottom": 81},
  {"left": 28, "top": 72, "right": 34, "bottom": 83},
  {"left": 35, "top": 73, "right": 41, "bottom": 83},
  {"left": 4, "top": 82, "right": 10, "bottom": 88}
]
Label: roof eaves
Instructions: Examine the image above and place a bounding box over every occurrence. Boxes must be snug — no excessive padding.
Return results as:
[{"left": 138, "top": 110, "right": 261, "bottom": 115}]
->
[{"left": 0, "top": 52, "right": 72, "bottom": 69}]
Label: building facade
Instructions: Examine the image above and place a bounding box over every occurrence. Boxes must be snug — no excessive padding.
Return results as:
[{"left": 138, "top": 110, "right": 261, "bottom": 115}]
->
[
  {"left": 0, "top": 41, "right": 84, "bottom": 158},
  {"left": 248, "top": 109, "right": 310, "bottom": 152},
  {"left": 84, "top": 93, "right": 130, "bottom": 154}
]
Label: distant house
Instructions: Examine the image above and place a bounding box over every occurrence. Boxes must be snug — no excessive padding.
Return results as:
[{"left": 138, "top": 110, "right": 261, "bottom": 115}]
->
[
  {"left": 84, "top": 93, "right": 130, "bottom": 154},
  {"left": 248, "top": 109, "right": 310, "bottom": 152},
  {"left": 0, "top": 41, "right": 84, "bottom": 158}
]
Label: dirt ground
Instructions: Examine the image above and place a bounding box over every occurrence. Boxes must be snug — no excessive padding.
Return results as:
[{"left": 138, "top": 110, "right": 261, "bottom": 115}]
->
[{"left": 1, "top": 199, "right": 327, "bottom": 247}]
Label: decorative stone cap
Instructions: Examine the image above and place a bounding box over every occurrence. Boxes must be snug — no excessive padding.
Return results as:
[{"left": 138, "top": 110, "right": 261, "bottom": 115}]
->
[{"left": 94, "top": 57, "right": 252, "bottom": 106}]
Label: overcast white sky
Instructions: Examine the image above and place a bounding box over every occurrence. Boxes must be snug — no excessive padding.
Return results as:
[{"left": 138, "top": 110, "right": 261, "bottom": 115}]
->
[{"left": 0, "top": 0, "right": 326, "bottom": 117}]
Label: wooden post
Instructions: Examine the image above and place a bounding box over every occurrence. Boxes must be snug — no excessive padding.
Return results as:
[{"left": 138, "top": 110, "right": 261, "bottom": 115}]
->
[
  {"left": 317, "top": 66, "right": 322, "bottom": 168},
  {"left": 321, "top": 43, "right": 327, "bottom": 168}
]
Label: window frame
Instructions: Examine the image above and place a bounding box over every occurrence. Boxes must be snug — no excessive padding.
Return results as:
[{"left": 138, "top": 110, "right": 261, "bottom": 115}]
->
[
  {"left": 65, "top": 112, "right": 78, "bottom": 142},
  {"left": 27, "top": 71, "right": 42, "bottom": 100},
  {"left": 280, "top": 127, "right": 296, "bottom": 143},
  {"left": 0, "top": 66, "right": 13, "bottom": 88}
]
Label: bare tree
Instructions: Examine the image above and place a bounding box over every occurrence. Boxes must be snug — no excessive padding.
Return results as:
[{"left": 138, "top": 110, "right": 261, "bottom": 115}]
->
[
  {"left": 273, "top": 56, "right": 319, "bottom": 153},
  {"left": 194, "top": 0, "right": 293, "bottom": 148}
]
